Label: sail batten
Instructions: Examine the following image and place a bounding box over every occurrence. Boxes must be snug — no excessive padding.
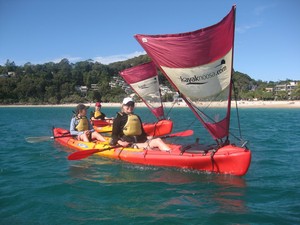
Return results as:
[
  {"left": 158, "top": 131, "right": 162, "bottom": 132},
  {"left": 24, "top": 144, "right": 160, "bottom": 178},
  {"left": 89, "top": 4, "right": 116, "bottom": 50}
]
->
[{"left": 135, "top": 6, "right": 236, "bottom": 140}]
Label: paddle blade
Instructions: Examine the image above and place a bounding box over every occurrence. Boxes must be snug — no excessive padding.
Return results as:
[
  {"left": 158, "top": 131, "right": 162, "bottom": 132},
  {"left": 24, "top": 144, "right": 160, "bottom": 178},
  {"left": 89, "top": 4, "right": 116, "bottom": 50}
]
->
[
  {"left": 172, "top": 129, "right": 194, "bottom": 137},
  {"left": 25, "top": 136, "right": 53, "bottom": 143},
  {"left": 68, "top": 149, "right": 100, "bottom": 160},
  {"left": 67, "top": 146, "right": 119, "bottom": 160},
  {"left": 164, "top": 129, "right": 194, "bottom": 138}
]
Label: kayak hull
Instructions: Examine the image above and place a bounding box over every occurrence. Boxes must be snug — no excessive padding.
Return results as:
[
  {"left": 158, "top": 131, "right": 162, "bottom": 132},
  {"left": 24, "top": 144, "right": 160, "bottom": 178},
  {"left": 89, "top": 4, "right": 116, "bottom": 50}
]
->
[
  {"left": 142, "top": 119, "right": 173, "bottom": 136},
  {"left": 92, "top": 120, "right": 110, "bottom": 127},
  {"left": 53, "top": 127, "right": 251, "bottom": 176},
  {"left": 93, "top": 125, "right": 113, "bottom": 133},
  {"left": 94, "top": 119, "right": 173, "bottom": 136}
]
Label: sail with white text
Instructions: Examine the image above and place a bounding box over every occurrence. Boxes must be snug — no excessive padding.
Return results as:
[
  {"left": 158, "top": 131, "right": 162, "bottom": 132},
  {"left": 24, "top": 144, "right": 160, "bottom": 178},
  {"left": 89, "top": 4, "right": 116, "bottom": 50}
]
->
[
  {"left": 132, "top": 5, "right": 251, "bottom": 176},
  {"left": 135, "top": 6, "right": 236, "bottom": 143}
]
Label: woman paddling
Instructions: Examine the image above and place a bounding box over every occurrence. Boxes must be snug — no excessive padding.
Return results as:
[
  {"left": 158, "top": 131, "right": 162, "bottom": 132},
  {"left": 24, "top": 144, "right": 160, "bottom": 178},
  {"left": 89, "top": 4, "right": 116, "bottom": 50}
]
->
[{"left": 109, "top": 97, "right": 171, "bottom": 152}]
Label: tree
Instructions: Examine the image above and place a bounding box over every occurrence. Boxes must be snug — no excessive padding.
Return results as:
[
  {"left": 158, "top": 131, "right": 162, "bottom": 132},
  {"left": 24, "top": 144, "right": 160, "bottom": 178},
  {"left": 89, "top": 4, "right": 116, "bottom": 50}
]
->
[
  {"left": 291, "top": 83, "right": 300, "bottom": 100},
  {"left": 0, "top": 55, "right": 299, "bottom": 104},
  {"left": 276, "top": 91, "right": 288, "bottom": 100},
  {"left": 5, "top": 59, "right": 16, "bottom": 72},
  {"left": 162, "top": 93, "right": 174, "bottom": 102},
  {"left": 90, "top": 90, "right": 102, "bottom": 102}
]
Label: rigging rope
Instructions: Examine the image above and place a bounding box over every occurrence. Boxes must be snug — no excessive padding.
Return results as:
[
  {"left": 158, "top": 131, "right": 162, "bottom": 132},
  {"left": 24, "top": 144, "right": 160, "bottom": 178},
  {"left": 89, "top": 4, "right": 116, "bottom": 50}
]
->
[
  {"left": 232, "top": 78, "right": 243, "bottom": 140},
  {"left": 164, "top": 100, "right": 176, "bottom": 119},
  {"left": 185, "top": 90, "right": 245, "bottom": 144},
  {"left": 164, "top": 98, "right": 198, "bottom": 143}
]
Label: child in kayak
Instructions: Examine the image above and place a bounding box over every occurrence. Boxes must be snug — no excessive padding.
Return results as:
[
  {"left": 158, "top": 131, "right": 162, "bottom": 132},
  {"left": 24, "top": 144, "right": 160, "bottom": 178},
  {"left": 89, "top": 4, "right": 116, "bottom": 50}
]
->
[
  {"left": 90, "top": 102, "right": 113, "bottom": 124},
  {"left": 70, "top": 104, "right": 106, "bottom": 142}
]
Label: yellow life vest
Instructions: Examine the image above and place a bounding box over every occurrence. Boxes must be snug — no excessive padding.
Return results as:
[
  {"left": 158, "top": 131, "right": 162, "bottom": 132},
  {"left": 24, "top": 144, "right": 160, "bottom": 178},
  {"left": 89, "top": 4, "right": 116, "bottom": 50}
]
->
[
  {"left": 123, "top": 114, "right": 142, "bottom": 136},
  {"left": 94, "top": 110, "right": 102, "bottom": 119},
  {"left": 75, "top": 116, "right": 89, "bottom": 131}
]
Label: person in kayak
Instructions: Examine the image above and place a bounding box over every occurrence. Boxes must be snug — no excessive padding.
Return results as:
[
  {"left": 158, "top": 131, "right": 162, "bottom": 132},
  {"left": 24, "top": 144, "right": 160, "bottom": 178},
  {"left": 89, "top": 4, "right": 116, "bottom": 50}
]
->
[
  {"left": 70, "top": 104, "right": 106, "bottom": 142},
  {"left": 110, "top": 97, "right": 171, "bottom": 152},
  {"left": 90, "top": 102, "right": 113, "bottom": 124}
]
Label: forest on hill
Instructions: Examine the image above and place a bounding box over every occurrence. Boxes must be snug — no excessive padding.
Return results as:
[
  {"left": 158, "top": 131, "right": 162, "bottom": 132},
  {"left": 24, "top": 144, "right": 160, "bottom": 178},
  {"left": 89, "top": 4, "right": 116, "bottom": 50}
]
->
[{"left": 0, "top": 55, "right": 299, "bottom": 104}]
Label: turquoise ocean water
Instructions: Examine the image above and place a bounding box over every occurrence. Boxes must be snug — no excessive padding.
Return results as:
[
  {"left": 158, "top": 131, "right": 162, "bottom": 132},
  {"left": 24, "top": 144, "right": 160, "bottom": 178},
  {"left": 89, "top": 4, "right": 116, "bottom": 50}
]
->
[{"left": 1, "top": 106, "right": 299, "bottom": 225}]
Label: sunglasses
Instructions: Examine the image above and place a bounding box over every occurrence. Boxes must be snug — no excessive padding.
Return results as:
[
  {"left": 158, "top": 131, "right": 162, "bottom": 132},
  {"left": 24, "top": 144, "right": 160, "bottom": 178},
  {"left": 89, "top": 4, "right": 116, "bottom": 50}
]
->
[{"left": 125, "top": 103, "right": 135, "bottom": 107}]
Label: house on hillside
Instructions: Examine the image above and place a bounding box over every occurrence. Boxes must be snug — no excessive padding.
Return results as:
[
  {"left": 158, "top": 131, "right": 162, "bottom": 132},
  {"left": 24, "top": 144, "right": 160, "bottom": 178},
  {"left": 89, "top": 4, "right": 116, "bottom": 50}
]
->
[
  {"left": 274, "top": 81, "right": 298, "bottom": 99},
  {"left": 91, "top": 84, "right": 98, "bottom": 91},
  {"left": 75, "top": 85, "right": 88, "bottom": 96},
  {"left": 265, "top": 87, "right": 274, "bottom": 92}
]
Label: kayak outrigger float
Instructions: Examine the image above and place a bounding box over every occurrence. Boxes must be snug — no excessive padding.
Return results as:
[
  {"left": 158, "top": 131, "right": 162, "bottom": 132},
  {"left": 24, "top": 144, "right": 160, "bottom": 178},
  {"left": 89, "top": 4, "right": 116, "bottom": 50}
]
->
[{"left": 53, "top": 127, "right": 251, "bottom": 176}]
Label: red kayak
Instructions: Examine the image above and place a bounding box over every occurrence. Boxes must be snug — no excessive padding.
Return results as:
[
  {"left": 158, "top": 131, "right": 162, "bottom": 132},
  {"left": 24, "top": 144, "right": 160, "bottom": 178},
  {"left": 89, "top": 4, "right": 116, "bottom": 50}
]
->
[
  {"left": 92, "top": 120, "right": 110, "bottom": 127},
  {"left": 53, "top": 127, "right": 251, "bottom": 176},
  {"left": 93, "top": 119, "right": 173, "bottom": 137}
]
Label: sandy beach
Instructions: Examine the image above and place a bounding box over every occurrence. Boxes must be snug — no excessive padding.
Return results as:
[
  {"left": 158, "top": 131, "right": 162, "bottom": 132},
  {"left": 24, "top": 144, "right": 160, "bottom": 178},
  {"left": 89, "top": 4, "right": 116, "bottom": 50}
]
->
[{"left": 1, "top": 100, "right": 300, "bottom": 108}]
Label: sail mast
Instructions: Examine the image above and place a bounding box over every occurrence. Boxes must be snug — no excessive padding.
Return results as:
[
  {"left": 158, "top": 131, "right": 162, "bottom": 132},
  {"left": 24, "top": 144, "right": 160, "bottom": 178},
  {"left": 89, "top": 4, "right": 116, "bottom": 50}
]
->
[{"left": 225, "top": 5, "right": 237, "bottom": 140}]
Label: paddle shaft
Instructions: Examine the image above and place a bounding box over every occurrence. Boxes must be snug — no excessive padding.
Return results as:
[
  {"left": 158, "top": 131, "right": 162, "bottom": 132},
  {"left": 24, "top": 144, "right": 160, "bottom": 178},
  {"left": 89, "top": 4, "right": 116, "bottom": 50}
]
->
[
  {"left": 26, "top": 129, "right": 111, "bottom": 143},
  {"left": 25, "top": 134, "right": 74, "bottom": 143}
]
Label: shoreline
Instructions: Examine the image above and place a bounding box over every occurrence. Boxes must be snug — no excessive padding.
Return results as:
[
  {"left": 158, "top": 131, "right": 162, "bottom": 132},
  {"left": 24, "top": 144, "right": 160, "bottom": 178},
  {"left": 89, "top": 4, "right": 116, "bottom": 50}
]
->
[{"left": 1, "top": 100, "right": 300, "bottom": 108}]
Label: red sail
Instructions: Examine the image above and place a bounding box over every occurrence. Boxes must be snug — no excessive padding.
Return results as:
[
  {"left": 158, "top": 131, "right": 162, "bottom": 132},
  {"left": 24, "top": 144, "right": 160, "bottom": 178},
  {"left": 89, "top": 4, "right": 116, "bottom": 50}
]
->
[
  {"left": 135, "top": 6, "right": 236, "bottom": 140},
  {"left": 119, "top": 62, "right": 164, "bottom": 119}
]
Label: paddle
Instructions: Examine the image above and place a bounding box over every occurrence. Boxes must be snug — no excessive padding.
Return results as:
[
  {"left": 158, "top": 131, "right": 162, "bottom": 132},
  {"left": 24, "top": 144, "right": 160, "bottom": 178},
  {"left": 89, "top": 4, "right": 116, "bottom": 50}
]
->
[
  {"left": 26, "top": 128, "right": 112, "bottom": 143},
  {"left": 68, "top": 146, "right": 120, "bottom": 160},
  {"left": 67, "top": 129, "right": 193, "bottom": 160},
  {"left": 25, "top": 135, "right": 73, "bottom": 143},
  {"left": 159, "top": 129, "right": 193, "bottom": 139}
]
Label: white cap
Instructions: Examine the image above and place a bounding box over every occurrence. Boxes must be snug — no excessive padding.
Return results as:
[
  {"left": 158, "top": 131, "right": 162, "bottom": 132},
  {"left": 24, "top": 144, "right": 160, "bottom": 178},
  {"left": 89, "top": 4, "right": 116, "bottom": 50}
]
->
[{"left": 122, "top": 97, "right": 134, "bottom": 105}]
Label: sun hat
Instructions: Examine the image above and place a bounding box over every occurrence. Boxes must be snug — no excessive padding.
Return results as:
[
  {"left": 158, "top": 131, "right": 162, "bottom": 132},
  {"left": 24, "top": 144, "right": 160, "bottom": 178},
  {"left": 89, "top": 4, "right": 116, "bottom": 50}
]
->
[
  {"left": 95, "top": 102, "right": 101, "bottom": 107},
  {"left": 76, "top": 104, "right": 89, "bottom": 113},
  {"left": 122, "top": 97, "right": 135, "bottom": 106}
]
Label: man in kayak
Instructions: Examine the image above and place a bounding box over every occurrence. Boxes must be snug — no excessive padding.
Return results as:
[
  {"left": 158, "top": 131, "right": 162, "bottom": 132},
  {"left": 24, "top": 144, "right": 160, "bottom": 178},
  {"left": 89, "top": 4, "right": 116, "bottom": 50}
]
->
[
  {"left": 90, "top": 102, "right": 113, "bottom": 124},
  {"left": 110, "top": 97, "right": 171, "bottom": 152},
  {"left": 70, "top": 104, "right": 106, "bottom": 142}
]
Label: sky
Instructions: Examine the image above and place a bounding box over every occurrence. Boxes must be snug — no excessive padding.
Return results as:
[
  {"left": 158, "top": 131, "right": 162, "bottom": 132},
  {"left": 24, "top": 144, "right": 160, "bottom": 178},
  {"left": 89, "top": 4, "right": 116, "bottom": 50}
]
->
[{"left": 0, "top": 0, "right": 299, "bottom": 82}]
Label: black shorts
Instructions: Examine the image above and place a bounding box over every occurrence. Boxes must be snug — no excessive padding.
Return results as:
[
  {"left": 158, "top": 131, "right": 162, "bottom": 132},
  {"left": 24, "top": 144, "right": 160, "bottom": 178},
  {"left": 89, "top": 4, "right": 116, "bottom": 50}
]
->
[{"left": 121, "top": 135, "right": 147, "bottom": 143}]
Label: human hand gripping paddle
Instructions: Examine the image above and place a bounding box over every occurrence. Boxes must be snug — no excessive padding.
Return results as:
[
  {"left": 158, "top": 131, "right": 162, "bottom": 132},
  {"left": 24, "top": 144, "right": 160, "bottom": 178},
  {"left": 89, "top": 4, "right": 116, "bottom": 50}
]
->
[{"left": 67, "top": 129, "right": 194, "bottom": 161}]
